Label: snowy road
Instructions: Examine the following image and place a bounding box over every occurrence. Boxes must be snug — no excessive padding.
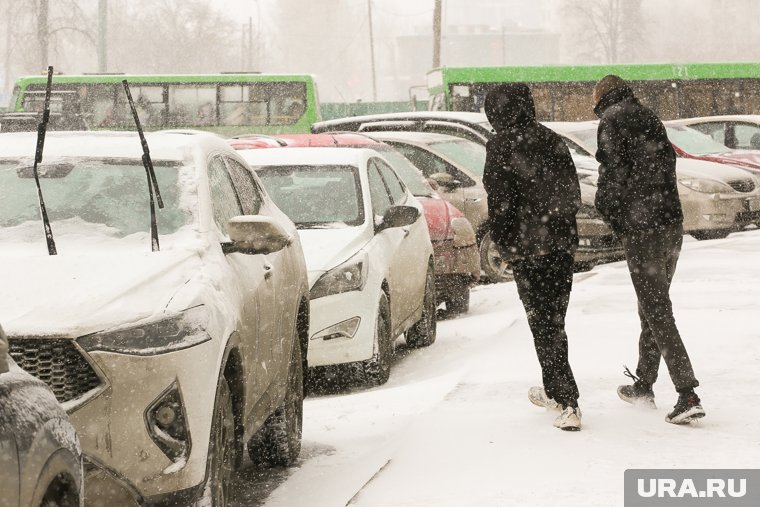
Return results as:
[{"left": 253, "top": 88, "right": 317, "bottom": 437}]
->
[{"left": 231, "top": 230, "right": 760, "bottom": 507}]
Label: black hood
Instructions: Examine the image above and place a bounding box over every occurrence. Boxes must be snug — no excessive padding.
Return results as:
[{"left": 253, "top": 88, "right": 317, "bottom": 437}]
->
[
  {"left": 484, "top": 83, "right": 536, "bottom": 133},
  {"left": 594, "top": 85, "right": 635, "bottom": 118}
]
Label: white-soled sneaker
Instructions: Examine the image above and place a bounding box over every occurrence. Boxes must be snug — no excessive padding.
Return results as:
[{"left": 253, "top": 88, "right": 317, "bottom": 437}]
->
[
  {"left": 553, "top": 406, "right": 582, "bottom": 431},
  {"left": 528, "top": 386, "right": 561, "bottom": 411}
]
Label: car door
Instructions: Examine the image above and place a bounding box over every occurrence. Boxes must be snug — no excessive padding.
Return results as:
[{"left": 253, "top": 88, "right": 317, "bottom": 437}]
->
[
  {"left": 373, "top": 158, "right": 429, "bottom": 319},
  {"left": 366, "top": 160, "right": 407, "bottom": 334},
  {"left": 207, "top": 155, "right": 274, "bottom": 412},
  {"left": 224, "top": 155, "right": 295, "bottom": 384}
]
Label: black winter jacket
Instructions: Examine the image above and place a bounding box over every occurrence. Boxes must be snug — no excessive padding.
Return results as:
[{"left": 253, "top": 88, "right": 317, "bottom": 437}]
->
[
  {"left": 594, "top": 86, "right": 683, "bottom": 235},
  {"left": 483, "top": 83, "right": 581, "bottom": 259}
]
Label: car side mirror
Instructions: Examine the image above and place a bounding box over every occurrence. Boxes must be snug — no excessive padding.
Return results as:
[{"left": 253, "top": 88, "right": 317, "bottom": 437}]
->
[
  {"left": 429, "top": 172, "right": 461, "bottom": 190},
  {"left": 222, "top": 216, "right": 291, "bottom": 255},
  {"left": 377, "top": 205, "right": 420, "bottom": 233}
]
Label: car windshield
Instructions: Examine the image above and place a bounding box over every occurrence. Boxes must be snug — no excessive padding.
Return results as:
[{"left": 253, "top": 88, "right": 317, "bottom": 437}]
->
[
  {"left": 0, "top": 158, "right": 195, "bottom": 249},
  {"left": 255, "top": 164, "right": 364, "bottom": 228},
  {"left": 428, "top": 139, "right": 486, "bottom": 176},
  {"left": 665, "top": 126, "right": 732, "bottom": 155},
  {"left": 374, "top": 147, "right": 434, "bottom": 197}
]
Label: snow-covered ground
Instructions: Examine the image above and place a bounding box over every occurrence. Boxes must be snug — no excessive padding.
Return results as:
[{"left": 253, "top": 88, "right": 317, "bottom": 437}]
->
[{"left": 233, "top": 230, "right": 760, "bottom": 507}]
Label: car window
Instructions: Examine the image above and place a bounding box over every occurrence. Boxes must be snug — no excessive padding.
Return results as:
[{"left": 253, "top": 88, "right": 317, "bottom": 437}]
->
[
  {"left": 690, "top": 122, "right": 726, "bottom": 144},
  {"left": 560, "top": 136, "right": 593, "bottom": 157},
  {"left": 428, "top": 139, "right": 486, "bottom": 177},
  {"left": 373, "top": 158, "right": 407, "bottom": 205},
  {"left": 733, "top": 123, "right": 760, "bottom": 149},
  {"left": 223, "top": 157, "right": 262, "bottom": 215},
  {"left": 254, "top": 164, "right": 364, "bottom": 228},
  {"left": 367, "top": 163, "right": 393, "bottom": 220},
  {"left": 387, "top": 142, "right": 455, "bottom": 178},
  {"left": 208, "top": 156, "right": 243, "bottom": 235},
  {"left": 373, "top": 147, "right": 434, "bottom": 197}
]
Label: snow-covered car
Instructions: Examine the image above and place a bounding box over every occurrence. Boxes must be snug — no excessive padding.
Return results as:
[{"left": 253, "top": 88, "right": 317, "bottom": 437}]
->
[
  {"left": 546, "top": 121, "right": 760, "bottom": 239},
  {"left": 0, "top": 324, "right": 83, "bottom": 507},
  {"left": 229, "top": 133, "right": 480, "bottom": 314},
  {"left": 235, "top": 147, "right": 436, "bottom": 385},
  {"left": 0, "top": 131, "right": 310, "bottom": 506},
  {"left": 366, "top": 131, "right": 624, "bottom": 279},
  {"left": 669, "top": 114, "right": 760, "bottom": 151}
]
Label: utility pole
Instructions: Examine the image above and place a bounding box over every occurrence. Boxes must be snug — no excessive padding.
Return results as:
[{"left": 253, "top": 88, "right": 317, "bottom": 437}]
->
[
  {"left": 38, "top": 0, "right": 49, "bottom": 69},
  {"left": 97, "top": 0, "right": 107, "bottom": 72},
  {"left": 367, "top": 0, "right": 378, "bottom": 101},
  {"left": 432, "top": 0, "right": 442, "bottom": 68},
  {"left": 248, "top": 17, "right": 253, "bottom": 70}
]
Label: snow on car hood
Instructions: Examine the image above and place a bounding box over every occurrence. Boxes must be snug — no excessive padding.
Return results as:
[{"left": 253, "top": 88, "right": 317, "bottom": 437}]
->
[
  {"left": 676, "top": 157, "right": 759, "bottom": 182},
  {"left": 0, "top": 241, "right": 203, "bottom": 337},
  {"left": 297, "top": 226, "right": 371, "bottom": 286}
]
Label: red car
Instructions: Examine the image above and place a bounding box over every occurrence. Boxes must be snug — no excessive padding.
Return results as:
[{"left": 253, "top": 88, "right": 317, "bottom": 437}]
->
[{"left": 229, "top": 133, "right": 481, "bottom": 314}]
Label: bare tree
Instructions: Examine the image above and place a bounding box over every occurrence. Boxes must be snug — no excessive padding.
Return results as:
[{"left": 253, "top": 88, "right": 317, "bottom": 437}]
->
[{"left": 562, "top": 0, "right": 646, "bottom": 63}]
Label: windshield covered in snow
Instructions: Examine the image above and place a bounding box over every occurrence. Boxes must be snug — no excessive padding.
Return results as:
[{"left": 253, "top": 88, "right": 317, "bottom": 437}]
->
[
  {"left": 665, "top": 125, "right": 732, "bottom": 155},
  {"left": 255, "top": 164, "right": 364, "bottom": 228},
  {"left": 428, "top": 139, "right": 487, "bottom": 176},
  {"left": 0, "top": 158, "right": 195, "bottom": 246},
  {"left": 571, "top": 129, "right": 599, "bottom": 152}
]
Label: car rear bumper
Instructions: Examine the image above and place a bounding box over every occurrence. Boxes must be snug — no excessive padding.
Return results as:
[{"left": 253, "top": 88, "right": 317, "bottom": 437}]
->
[{"left": 575, "top": 217, "right": 624, "bottom": 265}]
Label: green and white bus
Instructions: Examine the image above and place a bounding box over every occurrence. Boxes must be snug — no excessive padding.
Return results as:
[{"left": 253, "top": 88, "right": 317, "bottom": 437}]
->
[
  {"left": 8, "top": 73, "right": 321, "bottom": 134},
  {"left": 427, "top": 63, "right": 760, "bottom": 121}
]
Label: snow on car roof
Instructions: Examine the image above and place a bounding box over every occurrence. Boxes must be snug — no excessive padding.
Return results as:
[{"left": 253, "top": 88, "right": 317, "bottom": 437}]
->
[
  {"left": 236, "top": 146, "right": 373, "bottom": 167},
  {"left": 367, "top": 131, "right": 472, "bottom": 144},
  {"left": 314, "top": 111, "right": 492, "bottom": 128},
  {"left": 543, "top": 120, "right": 599, "bottom": 133},
  {"left": 668, "top": 114, "right": 760, "bottom": 124},
  {"left": 0, "top": 130, "right": 229, "bottom": 162}
]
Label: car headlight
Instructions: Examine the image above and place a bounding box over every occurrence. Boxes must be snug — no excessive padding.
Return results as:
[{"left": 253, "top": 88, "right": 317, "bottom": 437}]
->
[
  {"left": 77, "top": 306, "right": 210, "bottom": 355},
  {"left": 678, "top": 178, "right": 733, "bottom": 193},
  {"left": 310, "top": 252, "right": 369, "bottom": 300},
  {"left": 451, "top": 217, "right": 477, "bottom": 248}
]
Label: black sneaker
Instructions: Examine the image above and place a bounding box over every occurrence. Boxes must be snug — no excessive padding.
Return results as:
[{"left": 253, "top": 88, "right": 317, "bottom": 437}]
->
[
  {"left": 666, "top": 391, "right": 706, "bottom": 424},
  {"left": 617, "top": 366, "right": 656, "bottom": 408}
]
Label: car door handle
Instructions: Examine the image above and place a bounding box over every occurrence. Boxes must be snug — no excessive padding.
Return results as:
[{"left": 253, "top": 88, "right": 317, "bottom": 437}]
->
[{"left": 263, "top": 262, "right": 273, "bottom": 280}]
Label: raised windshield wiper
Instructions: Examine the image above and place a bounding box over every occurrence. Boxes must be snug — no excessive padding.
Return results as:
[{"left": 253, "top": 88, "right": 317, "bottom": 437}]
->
[
  {"left": 32, "top": 66, "right": 57, "bottom": 256},
  {"left": 122, "top": 80, "right": 164, "bottom": 252}
]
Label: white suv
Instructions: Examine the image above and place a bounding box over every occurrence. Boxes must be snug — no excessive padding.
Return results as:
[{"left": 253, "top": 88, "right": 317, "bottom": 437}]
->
[{"left": 0, "top": 131, "right": 309, "bottom": 505}]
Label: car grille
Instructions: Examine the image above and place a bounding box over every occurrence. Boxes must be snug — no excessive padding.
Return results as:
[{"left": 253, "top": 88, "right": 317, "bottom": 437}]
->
[
  {"left": 727, "top": 179, "right": 756, "bottom": 193},
  {"left": 8, "top": 338, "right": 101, "bottom": 403}
]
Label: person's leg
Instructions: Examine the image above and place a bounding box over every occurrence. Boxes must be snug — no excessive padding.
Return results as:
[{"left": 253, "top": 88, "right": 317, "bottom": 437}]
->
[
  {"left": 513, "top": 252, "right": 579, "bottom": 407},
  {"left": 624, "top": 225, "right": 698, "bottom": 392}
]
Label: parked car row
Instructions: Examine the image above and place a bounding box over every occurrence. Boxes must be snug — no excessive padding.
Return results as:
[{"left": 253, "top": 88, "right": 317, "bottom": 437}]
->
[
  {"left": 313, "top": 111, "right": 760, "bottom": 242},
  {"left": 0, "top": 127, "right": 451, "bottom": 506}
]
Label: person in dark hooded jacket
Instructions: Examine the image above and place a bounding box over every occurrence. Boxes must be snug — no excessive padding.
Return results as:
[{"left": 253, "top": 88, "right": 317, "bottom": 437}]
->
[
  {"left": 483, "top": 83, "right": 583, "bottom": 431},
  {"left": 593, "top": 75, "right": 705, "bottom": 425}
]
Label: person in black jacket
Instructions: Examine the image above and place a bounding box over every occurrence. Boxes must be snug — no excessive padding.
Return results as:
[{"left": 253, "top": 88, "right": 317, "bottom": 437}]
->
[
  {"left": 593, "top": 75, "right": 705, "bottom": 425},
  {"left": 483, "top": 83, "right": 583, "bottom": 431}
]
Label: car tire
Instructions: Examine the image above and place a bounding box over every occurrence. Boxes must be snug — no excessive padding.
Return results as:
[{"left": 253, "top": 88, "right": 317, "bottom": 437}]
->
[
  {"left": 39, "top": 475, "right": 80, "bottom": 507},
  {"left": 356, "top": 293, "right": 392, "bottom": 386},
  {"left": 196, "top": 379, "right": 235, "bottom": 507},
  {"left": 445, "top": 277, "right": 470, "bottom": 314},
  {"left": 690, "top": 230, "right": 730, "bottom": 240},
  {"left": 479, "top": 232, "right": 513, "bottom": 282},
  {"left": 247, "top": 339, "right": 304, "bottom": 467},
  {"left": 406, "top": 265, "right": 437, "bottom": 347}
]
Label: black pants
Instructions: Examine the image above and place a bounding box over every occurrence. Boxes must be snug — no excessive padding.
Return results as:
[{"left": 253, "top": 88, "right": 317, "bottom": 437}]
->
[
  {"left": 621, "top": 223, "right": 699, "bottom": 392},
  {"left": 512, "top": 251, "right": 579, "bottom": 407}
]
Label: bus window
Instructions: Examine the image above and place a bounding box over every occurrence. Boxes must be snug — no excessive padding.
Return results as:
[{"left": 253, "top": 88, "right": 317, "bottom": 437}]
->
[
  {"left": 259, "top": 82, "right": 307, "bottom": 125},
  {"left": 220, "top": 85, "right": 254, "bottom": 126},
  {"left": 169, "top": 85, "right": 216, "bottom": 127},
  {"left": 113, "top": 85, "right": 165, "bottom": 128},
  {"left": 83, "top": 84, "right": 117, "bottom": 128}
]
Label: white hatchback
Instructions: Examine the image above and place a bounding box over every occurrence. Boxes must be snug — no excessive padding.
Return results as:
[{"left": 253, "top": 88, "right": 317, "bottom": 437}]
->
[{"left": 238, "top": 147, "right": 437, "bottom": 385}]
